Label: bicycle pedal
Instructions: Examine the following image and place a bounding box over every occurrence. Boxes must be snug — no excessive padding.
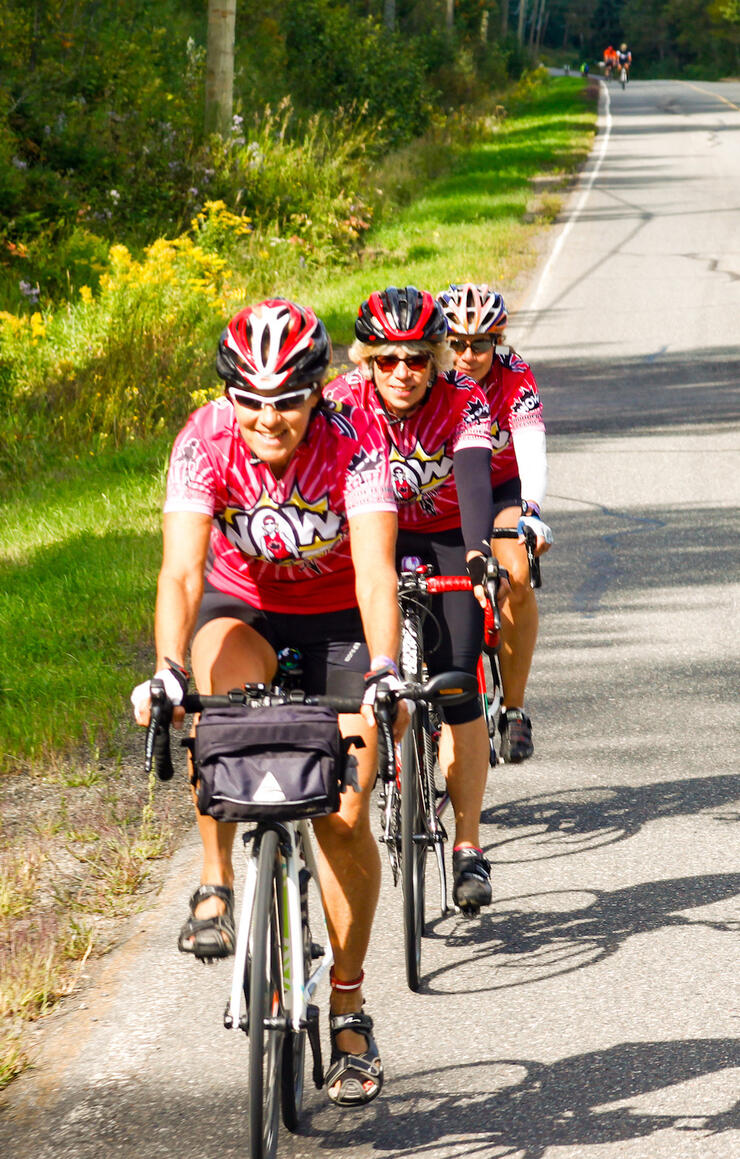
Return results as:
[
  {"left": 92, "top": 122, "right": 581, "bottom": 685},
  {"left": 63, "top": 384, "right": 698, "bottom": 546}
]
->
[{"left": 456, "top": 903, "right": 481, "bottom": 917}]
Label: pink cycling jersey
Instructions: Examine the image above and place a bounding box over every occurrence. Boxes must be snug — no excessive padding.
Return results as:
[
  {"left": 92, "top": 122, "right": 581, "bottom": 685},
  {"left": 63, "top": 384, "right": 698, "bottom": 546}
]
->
[
  {"left": 325, "top": 369, "right": 491, "bottom": 533},
  {"left": 479, "top": 349, "right": 545, "bottom": 486},
  {"left": 164, "top": 396, "right": 396, "bottom": 613}
]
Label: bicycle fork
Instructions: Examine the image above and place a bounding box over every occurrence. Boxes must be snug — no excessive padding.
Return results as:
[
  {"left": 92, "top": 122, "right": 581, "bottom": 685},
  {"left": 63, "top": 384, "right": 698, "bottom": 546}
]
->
[{"left": 224, "top": 826, "right": 332, "bottom": 1090}]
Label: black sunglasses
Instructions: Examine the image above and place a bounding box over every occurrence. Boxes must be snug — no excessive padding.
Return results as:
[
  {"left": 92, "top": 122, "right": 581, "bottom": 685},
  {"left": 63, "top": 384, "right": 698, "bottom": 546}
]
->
[
  {"left": 374, "top": 352, "right": 432, "bottom": 373},
  {"left": 450, "top": 337, "right": 495, "bottom": 354}
]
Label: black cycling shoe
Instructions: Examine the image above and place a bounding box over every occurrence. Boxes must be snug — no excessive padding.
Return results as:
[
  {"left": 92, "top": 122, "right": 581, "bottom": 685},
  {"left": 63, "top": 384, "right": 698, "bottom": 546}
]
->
[
  {"left": 499, "top": 708, "right": 534, "bottom": 763},
  {"left": 452, "top": 847, "right": 492, "bottom": 913}
]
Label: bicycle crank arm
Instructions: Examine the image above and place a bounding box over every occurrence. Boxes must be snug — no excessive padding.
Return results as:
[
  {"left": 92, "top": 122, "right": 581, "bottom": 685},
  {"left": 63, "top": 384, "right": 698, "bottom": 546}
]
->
[{"left": 305, "top": 1003, "right": 324, "bottom": 1088}]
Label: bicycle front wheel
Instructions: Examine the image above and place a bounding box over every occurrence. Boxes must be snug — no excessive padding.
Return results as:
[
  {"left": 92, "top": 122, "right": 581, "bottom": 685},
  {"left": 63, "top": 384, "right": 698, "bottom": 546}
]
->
[
  {"left": 280, "top": 866, "right": 312, "bottom": 1132},
  {"left": 400, "top": 715, "right": 427, "bottom": 991},
  {"left": 247, "top": 828, "right": 284, "bottom": 1159}
]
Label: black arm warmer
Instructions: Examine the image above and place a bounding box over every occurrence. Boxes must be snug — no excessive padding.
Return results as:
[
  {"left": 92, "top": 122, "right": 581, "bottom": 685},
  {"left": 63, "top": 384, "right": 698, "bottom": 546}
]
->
[{"left": 454, "top": 446, "right": 495, "bottom": 554}]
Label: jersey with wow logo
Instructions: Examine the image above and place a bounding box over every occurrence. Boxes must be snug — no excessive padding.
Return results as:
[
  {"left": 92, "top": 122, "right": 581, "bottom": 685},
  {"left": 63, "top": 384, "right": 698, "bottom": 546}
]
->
[
  {"left": 325, "top": 369, "right": 491, "bottom": 533},
  {"left": 480, "top": 348, "right": 545, "bottom": 486},
  {"left": 164, "top": 397, "right": 395, "bottom": 612}
]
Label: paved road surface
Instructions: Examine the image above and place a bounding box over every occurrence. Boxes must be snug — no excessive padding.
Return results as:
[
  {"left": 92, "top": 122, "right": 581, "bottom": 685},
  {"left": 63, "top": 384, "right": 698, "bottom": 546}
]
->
[{"left": 2, "top": 78, "right": 739, "bottom": 1158}]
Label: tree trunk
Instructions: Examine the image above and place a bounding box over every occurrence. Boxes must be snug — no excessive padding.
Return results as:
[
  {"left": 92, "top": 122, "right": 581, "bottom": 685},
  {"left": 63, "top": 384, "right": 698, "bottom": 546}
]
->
[
  {"left": 384, "top": 0, "right": 396, "bottom": 30},
  {"left": 481, "top": 9, "right": 489, "bottom": 44},
  {"left": 502, "top": 0, "right": 509, "bottom": 38},
  {"left": 529, "top": 0, "right": 544, "bottom": 48},
  {"left": 517, "top": 0, "right": 527, "bottom": 45},
  {"left": 205, "top": 0, "right": 237, "bottom": 138},
  {"left": 446, "top": 0, "right": 455, "bottom": 32}
]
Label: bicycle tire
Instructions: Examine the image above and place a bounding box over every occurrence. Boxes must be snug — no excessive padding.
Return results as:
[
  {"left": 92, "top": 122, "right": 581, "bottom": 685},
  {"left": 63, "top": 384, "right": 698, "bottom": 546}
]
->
[
  {"left": 399, "top": 608, "right": 428, "bottom": 991},
  {"left": 400, "top": 713, "right": 427, "bottom": 991},
  {"left": 280, "top": 867, "right": 312, "bottom": 1132},
  {"left": 248, "top": 829, "right": 284, "bottom": 1159}
]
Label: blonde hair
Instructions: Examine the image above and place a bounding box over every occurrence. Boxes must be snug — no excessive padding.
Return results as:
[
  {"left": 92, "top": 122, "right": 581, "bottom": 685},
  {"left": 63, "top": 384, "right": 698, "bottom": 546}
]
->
[{"left": 349, "top": 338, "right": 455, "bottom": 378}]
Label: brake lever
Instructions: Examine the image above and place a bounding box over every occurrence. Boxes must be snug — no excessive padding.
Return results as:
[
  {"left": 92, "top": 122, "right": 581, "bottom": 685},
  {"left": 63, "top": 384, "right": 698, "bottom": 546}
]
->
[{"left": 145, "top": 678, "right": 175, "bottom": 781}]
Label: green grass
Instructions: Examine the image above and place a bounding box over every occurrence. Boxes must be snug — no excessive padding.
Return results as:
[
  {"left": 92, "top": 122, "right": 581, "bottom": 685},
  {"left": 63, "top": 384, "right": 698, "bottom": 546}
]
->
[
  {"left": 305, "top": 77, "right": 595, "bottom": 343},
  {"left": 0, "top": 439, "right": 170, "bottom": 770}
]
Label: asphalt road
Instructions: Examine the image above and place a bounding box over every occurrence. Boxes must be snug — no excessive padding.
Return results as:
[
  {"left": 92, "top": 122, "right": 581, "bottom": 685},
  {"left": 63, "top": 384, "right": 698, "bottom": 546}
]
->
[{"left": 2, "top": 78, "right": 739, "bottom": 1158}]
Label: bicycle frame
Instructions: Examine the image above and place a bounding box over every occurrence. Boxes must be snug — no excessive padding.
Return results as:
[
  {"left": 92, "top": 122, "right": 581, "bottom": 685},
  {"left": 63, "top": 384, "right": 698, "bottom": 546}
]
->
[{"left": 225, "top": 820, "right": 332, "bottom": 1039}]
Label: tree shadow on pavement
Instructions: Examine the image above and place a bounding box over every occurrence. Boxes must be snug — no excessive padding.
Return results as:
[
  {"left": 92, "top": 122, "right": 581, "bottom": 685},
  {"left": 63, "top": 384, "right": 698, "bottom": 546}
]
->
[
  {"left": 314, "top": 1037, "right": 740, "bottom": 1158},
  {"left": 420, "top": 871, "right": 739, "bottom": 995},
  {"left": 481, "top": 773, "right": 740, "bottom": 864}
]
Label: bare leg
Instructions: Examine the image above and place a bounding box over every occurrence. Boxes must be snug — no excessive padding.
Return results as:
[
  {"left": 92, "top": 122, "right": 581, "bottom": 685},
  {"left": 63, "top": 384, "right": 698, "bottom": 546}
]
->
[
  {"left": 493, "top": 507, "right": 539, "bottom": 710},
  {"left": 313, "top": 713, "right": 380, "bottom": 1056},
  {"left": 438, "top": 715, "right": 489, "bottom": 848},
  {"left": 188, "top": 618, "right": 277, "bottom": 922}
]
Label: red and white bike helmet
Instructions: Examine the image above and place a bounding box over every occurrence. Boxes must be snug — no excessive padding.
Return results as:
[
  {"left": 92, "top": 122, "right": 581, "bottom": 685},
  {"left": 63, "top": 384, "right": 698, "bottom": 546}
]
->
[
  {"left": 355, "top": 285, "right": 448, "bottom": 345},
  {"left": 437, "top": 283, "right": 508, "bottom": 336},
  {"left": 216, "top": 299, "right": 331, "bottom": 394}
]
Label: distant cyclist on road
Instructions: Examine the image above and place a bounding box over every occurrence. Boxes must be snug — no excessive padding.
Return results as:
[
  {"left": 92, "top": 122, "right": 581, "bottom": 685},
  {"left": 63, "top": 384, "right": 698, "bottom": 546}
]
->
[
  {"left": 603, "top": 45, "right": 617, "bottom": 78},
  {"left": 617, "top": 43, "right": 632, "bottom": 77},
  {"left": 438, "top": 283, "right": 553, "bottom": 765},
  {"left": 326, "top": 286, "right": 497, "bottom": 913},
  {"left": 131, "top": 298, "right": 407, "bottom": 1107}
]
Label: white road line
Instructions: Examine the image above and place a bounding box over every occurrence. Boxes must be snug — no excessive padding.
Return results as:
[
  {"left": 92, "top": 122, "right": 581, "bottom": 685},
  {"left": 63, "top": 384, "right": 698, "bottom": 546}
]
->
[{"left": 516, "top": 82, "right": 612, "bottom": 341}]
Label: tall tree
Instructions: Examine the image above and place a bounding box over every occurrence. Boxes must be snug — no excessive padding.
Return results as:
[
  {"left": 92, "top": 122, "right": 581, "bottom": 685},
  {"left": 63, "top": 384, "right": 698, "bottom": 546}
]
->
[
  {"left": 384, "top": 0, "right": 396, "bottom": 29},
  {"left": 205, "top": 0, "right": 236, "bottom": 137},
  {"left": 517, "top": 0, "right": 528, "bottom": 41}
]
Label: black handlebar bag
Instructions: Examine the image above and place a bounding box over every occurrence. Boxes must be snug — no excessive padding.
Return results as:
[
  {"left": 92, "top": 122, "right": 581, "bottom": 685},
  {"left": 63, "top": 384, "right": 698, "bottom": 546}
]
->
[{"left": 191, "top": 703, "right": 359, "bottom": 822}]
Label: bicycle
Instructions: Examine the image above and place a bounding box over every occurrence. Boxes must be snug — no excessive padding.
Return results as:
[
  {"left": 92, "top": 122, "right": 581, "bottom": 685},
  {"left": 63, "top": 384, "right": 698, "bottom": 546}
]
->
[
  {"left": 379, "top": 526, "right": 541, "bottom": 990},
  {"left": 619, "top": 63, "right": 629, "bottom": 88},
  {"left": 145, "top": 667, "right": 476, "bottom": 1158}
]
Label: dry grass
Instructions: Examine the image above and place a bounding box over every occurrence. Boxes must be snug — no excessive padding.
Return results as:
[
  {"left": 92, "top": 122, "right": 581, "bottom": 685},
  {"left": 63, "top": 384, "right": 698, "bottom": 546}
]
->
[{"left": 0, "top": 741, "right": 193, "bottom": 1088}]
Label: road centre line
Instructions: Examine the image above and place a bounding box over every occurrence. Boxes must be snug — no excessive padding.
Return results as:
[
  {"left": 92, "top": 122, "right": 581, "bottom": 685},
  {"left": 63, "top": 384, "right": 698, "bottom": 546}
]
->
[{"left": 681, "top": 80, "right": 740, "bottom": 111}]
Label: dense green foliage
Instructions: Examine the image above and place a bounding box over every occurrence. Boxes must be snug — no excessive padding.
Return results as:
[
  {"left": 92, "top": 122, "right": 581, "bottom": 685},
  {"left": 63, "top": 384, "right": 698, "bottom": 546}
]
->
[
  {"left": 536, "top": 0, "right": 739, "bottom": 74},
  {"left": 0, "top": 0, "right": 525, "bottom": 306}
]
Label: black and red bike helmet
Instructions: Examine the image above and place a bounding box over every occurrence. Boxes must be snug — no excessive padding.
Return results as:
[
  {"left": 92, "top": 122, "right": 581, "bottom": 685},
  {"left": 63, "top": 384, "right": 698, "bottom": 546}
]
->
[
  {"left": 217, "top": 299, "right": 331, "bottom": 394},
  {"left": 355, "top": 286, "right": 448, "bottom": 345}
]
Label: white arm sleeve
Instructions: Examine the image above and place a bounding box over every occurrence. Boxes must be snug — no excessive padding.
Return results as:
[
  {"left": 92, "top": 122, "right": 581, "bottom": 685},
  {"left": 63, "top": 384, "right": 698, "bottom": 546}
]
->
[{"left": 511, "top": 425, "right": 548, "bottom": 509}]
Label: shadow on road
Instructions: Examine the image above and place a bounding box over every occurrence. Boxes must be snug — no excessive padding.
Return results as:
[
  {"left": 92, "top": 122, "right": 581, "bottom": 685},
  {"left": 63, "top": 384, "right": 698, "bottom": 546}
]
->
[
  {"left": 313, "top": 1037, "right": 740, "bottom": 1158},
  {"left": 481, "top": 773, "right": 740, "bottom": 864},
  {"left": 513, "top": 346, "right": 740, "bottom": 437},
  {"left": 420, "top": 871, "right": 739, "bottom": 995}
]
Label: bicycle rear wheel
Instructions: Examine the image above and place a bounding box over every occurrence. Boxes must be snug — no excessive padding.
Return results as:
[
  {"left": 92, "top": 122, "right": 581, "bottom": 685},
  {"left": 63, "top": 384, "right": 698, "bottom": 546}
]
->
[
  {"left": 400, "top": 713, "right": 428, "bottom": 991},
  {"left": 247, "top": 829, "right": 284, "bottom": 1159}
]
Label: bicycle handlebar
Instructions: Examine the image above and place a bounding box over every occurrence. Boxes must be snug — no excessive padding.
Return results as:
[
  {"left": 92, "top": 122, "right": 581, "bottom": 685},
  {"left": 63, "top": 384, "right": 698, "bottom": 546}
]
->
[
  {"left": 492, "top": 526, "right": 542, "bottom": 589},
  {"left": 145, "top": 670, "right": 478, "bottom": 781}
]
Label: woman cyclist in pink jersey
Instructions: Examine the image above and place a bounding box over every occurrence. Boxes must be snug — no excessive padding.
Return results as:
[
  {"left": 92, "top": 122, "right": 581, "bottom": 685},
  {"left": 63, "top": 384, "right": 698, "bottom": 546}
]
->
[
  {"left": 326, "top": 286, "right": 496, "bottom": 913},
  {"left": 438, "top": 282, "right": 553, "bottom": 764},
  {"left": 131, "top": 298, "right": 407, "bottom": 1107}
]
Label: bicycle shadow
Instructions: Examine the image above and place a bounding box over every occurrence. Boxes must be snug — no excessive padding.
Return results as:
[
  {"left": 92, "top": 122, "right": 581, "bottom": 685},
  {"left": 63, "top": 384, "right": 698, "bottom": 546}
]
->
[
  {"left": 420, "top": 871, "right": 739, "bottom": 995},
  {"left": 480, "top": 773, "right": 740, "bottom": 864},
  {"left": 307, "top": 1038, "right": 739, "bottom": 1158}
]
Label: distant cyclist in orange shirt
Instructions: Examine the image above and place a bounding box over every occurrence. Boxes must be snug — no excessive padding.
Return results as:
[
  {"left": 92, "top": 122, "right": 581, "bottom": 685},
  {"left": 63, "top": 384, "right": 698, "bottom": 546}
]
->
[{"left": 603, "top": 45, "right": 617, "bottom": 78}]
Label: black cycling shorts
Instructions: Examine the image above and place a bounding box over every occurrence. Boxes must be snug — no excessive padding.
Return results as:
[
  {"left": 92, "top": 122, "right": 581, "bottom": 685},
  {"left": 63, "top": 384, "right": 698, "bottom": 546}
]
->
[
  {"left": 492, "top": 475, "right": 522, "bottom": 519},
  {"left": 396, "top": 527, "right": 483, "bottom": 726},
  {"left": 194, "top": 579, "right": 369, "bottom": 700}
]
